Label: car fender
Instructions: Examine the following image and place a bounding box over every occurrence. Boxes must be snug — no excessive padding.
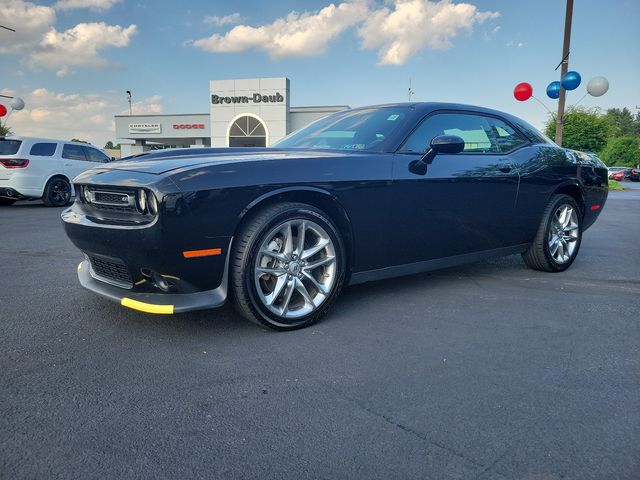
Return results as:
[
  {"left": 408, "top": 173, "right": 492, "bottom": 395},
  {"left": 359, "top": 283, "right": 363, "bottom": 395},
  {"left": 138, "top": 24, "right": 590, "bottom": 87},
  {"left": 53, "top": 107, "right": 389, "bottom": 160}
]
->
[{"left": 237, "top": 185, "right": 355, "bottom": 273}]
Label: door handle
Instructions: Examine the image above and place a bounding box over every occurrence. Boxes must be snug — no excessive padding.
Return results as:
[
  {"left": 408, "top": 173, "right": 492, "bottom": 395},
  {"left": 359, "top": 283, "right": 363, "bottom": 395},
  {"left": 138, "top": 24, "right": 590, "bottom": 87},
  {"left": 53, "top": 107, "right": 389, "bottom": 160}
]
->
[
  {"left": 499, "top": 165, "right": 512, "bottom": 173},
  {"left": 498, "top": 159, "right": 513, "bottom": 173},
  {"left": 64, "top": 163, "right": 72, "bottom": 167}
]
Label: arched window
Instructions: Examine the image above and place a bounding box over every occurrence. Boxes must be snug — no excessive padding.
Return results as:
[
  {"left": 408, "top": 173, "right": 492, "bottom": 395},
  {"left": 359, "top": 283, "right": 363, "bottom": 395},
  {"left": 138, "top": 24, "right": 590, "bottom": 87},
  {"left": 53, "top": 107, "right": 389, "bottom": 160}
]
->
[{"left": 228, "top": 115, "right": 267, "bottom": 147}]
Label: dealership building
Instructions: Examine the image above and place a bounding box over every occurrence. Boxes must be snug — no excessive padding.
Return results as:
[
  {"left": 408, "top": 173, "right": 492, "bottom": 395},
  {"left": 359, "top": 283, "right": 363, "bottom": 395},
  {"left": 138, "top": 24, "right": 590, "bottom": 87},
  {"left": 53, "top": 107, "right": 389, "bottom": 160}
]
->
[{"left": 115, "top": 77, "right": 349, "bottom": 157}]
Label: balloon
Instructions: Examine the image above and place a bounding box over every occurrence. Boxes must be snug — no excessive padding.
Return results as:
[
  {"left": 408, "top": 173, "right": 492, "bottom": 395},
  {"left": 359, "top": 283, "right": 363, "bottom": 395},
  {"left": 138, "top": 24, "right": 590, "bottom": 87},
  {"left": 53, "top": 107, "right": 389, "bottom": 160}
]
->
[
  {"left": 587, "top": 76, "right": 609, "bottom": 97},
  {"left": 546, "top": 81, "right": 561, "bottom": 99},
  {"left": 0, "top": 104, "right": 7, "bottom": 117},
  {"left": 561, "top": 71, "right": 581, "bottom": 90},
  {"left": 10, "top": 97, "right": 24, "bottom": 111},
  {"left": 514, "top": 82, "right": 533, "bottom": 101}
]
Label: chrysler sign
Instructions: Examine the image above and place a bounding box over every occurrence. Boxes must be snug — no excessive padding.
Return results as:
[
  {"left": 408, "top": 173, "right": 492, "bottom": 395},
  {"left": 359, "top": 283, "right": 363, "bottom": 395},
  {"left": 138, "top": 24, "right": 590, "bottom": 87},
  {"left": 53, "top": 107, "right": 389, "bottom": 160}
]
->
[
  {"left": 128, "top": 123, "right": 161, "bottom": 134},
  {"left": 211, "top": 92, "right": 284, "bottom": 105}
]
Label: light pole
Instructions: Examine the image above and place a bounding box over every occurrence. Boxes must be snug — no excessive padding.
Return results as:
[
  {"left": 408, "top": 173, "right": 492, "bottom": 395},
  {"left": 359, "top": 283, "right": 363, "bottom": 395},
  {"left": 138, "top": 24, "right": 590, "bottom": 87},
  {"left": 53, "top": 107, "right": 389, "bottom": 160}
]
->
[
  {"left": 126, "top": 90, "right": 132, "bottom": 115},
  {"left": 554, "top": 0, "right": 574, "bottom": 146}
]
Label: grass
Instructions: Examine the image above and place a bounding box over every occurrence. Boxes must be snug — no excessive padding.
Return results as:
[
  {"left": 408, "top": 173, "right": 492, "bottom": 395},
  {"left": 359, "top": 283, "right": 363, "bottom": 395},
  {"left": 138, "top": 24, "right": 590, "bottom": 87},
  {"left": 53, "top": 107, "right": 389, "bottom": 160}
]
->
[{"left": 608, "top": 180, "right": 624, "bottom": 191}]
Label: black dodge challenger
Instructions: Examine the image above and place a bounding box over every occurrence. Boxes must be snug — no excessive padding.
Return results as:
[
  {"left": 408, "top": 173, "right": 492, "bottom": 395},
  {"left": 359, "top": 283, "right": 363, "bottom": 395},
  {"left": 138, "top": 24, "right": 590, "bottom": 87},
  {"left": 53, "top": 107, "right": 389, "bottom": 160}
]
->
[{"left": 62, "top": 103, "right": 608, "bottom": 330}]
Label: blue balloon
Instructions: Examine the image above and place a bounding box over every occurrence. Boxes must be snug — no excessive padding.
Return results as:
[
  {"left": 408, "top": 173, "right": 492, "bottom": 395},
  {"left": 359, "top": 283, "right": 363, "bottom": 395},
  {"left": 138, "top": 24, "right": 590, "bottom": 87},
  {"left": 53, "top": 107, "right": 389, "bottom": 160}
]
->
[
  {"left": 561, "top": 71, "right": 582, "bottom": 91},
  {"left": 547, "top": 81, "right": 561, "bottom": 99}
]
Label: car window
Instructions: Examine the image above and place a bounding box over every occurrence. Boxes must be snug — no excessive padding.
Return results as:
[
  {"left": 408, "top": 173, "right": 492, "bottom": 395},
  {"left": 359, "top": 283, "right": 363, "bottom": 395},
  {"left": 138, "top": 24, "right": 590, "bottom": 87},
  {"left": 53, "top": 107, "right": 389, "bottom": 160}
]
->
[
  {"left": 0, "top": 139, "right": 22, "bottom": 155},
  {"left": 62, "top": 144, "right": 87, "bottom": 161},
  {"left": 274, "top": 108, "right": 409, "bottom": 151},
  {"left": 83, "top": 146, "right": 110, "bottom": 163},
  {"left": 29, "top": 142, "right": 57, "bottom": 156},
  {"left": 400, "top": 113, "right": 528, "bottom": 154}
]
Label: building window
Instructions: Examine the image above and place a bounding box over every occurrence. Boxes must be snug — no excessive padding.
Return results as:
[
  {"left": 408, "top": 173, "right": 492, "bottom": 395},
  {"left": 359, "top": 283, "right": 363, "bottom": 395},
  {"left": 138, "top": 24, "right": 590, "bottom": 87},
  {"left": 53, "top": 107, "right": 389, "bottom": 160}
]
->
[{"left": 228, "top": 115, "right": 267, "bottom": 147}]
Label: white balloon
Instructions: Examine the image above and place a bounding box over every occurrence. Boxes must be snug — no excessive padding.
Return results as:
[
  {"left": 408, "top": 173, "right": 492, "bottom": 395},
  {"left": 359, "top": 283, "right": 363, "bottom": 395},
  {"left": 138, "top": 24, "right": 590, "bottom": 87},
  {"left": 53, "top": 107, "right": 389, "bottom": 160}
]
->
[
  {"left": 9, "top": 97, "right": 25, "bottom": 110},
  {"left": 587, "top": 76, "right": 609, "bottom": 97}
]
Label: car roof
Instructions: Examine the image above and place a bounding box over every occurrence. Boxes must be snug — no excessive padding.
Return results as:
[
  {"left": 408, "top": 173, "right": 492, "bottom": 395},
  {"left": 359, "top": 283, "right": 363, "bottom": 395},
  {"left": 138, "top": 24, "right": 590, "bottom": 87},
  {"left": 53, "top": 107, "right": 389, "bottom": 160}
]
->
[
  {"left": 350, "top": 102, "right": 517, "bottom": 118},
  {"left": 0, "top": 136, "right": 96, "bottom": 146}
]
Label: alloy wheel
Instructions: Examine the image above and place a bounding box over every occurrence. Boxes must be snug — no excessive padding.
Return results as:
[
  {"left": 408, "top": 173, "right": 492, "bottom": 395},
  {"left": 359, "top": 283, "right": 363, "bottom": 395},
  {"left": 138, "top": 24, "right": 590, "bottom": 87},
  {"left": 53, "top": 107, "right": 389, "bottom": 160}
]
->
[
  {"left": 254, "top": 219, "right": 337, "bottom": 320},
  {"left": 548, "top": 204, "right": 580, "bottom": 264}
]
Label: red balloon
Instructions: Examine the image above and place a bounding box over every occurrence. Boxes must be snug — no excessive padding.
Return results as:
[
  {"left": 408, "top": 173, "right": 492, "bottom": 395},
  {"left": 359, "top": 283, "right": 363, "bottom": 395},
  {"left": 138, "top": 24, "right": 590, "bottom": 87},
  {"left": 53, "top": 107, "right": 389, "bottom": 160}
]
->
[
  {"left": 513, "top": 82, "right": 533, "bottom": 102},
  {"left": 0, "top": 104, "right": 7, "bottom": 117}
]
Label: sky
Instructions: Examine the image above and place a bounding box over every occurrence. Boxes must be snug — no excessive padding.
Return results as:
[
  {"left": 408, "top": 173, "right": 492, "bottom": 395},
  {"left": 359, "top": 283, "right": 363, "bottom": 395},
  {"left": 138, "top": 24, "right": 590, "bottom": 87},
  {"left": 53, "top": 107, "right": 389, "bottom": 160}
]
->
[{"left": 1, "top": 0, "right": 638, "bottom": 148}]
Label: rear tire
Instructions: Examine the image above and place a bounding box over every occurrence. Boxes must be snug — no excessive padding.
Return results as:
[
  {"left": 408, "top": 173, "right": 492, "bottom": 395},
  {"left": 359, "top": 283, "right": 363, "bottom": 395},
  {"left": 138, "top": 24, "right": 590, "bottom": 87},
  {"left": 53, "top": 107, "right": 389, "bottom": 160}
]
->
[
  {"left": 0, "top": 198, "right": 16, "bottom": 206},
  {"left": 42, "top": 177, "right": 71, "bottom": 207},
  {"left": 231, "top": 202, "right": 346, "bottom": 331},
  {"left": 522, "top": 194, "right": 582, "bottom": 272}
]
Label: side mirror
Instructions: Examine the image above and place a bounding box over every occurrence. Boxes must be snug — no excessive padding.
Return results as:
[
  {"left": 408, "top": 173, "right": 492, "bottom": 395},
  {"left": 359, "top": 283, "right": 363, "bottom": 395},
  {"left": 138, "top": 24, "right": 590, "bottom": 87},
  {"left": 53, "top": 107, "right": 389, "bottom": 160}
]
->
[
  {"left": 430, "top": 135, "right": 465, "bottom": 155},
  {"left": 409, "top": 135, "right": 465, "bottom": 175}
]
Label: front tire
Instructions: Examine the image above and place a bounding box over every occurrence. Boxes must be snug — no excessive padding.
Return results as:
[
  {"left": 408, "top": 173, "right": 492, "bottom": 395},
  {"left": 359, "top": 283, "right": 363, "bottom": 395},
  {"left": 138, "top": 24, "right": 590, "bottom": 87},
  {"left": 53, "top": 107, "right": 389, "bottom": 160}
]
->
[
  {"left": 231, "top": 202, "right": 346, "bottom": 330},
  {"left": 42, "top": 177, "right": 71, "bottom": 207},
  {"left": 522, "top": 194, "right": 582, "bottom": 272}
]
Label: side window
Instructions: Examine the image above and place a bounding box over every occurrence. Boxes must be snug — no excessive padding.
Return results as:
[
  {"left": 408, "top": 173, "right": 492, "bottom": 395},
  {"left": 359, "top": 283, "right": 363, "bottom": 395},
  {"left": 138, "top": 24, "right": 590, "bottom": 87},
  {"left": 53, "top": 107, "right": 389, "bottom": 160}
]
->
[
  {"left": 83, "top": 147, "right": 110, "bottom": 163},
  {"left": 62, "top": 144, "right": 87, "bottom": 161},
  {"left": 486, "top": 117, "right": 529, "bottom": 153},
  {"left": 400, "top": 113, "right": 528, "bottom": 154},
  {"left": 29, "top": 143, "right": 57, "bottom": 156}
]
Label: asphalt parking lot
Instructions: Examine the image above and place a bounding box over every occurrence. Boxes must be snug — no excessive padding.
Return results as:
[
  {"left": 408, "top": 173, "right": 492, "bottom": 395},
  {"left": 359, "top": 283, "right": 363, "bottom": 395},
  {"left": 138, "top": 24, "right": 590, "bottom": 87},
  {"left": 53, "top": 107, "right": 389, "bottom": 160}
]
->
[{"left": 1, "top": 184, "right": 638, "bottom": 480}]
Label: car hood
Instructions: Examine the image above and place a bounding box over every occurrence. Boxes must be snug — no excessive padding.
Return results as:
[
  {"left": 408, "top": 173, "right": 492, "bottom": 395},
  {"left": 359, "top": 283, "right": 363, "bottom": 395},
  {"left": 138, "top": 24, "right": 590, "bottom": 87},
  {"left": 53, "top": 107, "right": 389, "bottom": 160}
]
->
[{"left": 99, "top": 149, "right": 359, "bottom": 175}]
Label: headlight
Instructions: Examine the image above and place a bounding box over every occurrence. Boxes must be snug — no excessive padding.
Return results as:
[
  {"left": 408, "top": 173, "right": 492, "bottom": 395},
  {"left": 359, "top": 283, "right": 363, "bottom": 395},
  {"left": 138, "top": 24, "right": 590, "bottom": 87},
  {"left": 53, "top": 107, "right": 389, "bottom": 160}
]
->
[
  {"left": 136, "top": 189, "right": 147, "bottom": 213},
  {"left": 82, "top": 185, "right": 91, "bottom": 203},
  {"left": 148, "top": 191, "right": 158, "bottom": 215}
]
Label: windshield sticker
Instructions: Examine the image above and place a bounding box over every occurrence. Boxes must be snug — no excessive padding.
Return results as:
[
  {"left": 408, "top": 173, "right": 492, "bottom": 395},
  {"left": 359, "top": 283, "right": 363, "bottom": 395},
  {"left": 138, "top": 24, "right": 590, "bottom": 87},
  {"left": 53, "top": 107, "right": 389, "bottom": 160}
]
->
[{"left": 387, "top": 114, "right": 400, "bottom": 121}]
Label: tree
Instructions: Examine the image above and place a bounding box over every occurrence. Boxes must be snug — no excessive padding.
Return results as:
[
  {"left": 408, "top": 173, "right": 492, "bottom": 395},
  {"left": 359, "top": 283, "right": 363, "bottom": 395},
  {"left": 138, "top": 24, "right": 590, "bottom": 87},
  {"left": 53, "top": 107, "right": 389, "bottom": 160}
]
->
[
  {"left": 605, "top": 108, "right": 640, "bottom": 137},
  {"left": 545, "top": 107, "right": 613, "bottom": 152},
  {"left": 104, "top": 141, "right": 114, "bottom": 149},
  {"left": 600, "top": 136, "right": 640, "bottom": 167},
  {"left": 71, "top": 138, "right": 89, "bottom": 144},
  {"left": 0, "top": 123, "right": 13, "bottom": 136}
]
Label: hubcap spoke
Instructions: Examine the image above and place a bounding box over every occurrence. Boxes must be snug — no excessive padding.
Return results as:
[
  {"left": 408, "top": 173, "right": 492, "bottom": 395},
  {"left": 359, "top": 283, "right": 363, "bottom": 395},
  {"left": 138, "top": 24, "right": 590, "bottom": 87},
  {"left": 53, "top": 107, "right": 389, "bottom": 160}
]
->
[
  {"left": 280, "top": 278, "right": 296, "bottom": 315},
  {"left": 302, "top": 271, "right": 328, "bottom": 295},
  {"left": 283, "top": 222, "right": 293, "bottom": 256},
  {"left": 295, "top": 279, "right": 315, "bottom": 305},
  {"left": 260, "top": 249, "right": 287, "bottom": 262},
  {"left": 301, "top": 238, "right": 330, "bottom": 260},
  {"left": 304, "top": 256, "right": 335, "bottom": 270},
  {"left": 295, "top": 220, "right": 306, "bottom": 257}
]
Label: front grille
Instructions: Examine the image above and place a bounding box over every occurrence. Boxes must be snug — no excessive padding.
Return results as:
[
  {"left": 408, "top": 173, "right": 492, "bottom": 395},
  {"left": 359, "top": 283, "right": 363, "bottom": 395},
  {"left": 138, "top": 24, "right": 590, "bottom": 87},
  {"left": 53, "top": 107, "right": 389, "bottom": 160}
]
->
[
  {"left": 88, "top": 255, "right": 133, "bottom": 288},
  {"left": 91, "top": 203, "right": 137, "bottom": 213},
  {"left": 94, "top": 191, "right": 130, "bottom": 204}
]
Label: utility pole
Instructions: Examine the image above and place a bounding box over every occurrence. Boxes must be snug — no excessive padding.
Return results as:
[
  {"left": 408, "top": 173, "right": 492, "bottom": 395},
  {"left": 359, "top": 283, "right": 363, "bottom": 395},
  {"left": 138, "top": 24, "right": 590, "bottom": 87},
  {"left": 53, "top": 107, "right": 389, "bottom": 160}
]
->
[
  {"left": 408, "top": 79, "right": 414, "bottom": 101},
  {"left": 555, "top": 0, "right": 574, "bottom": 146}
]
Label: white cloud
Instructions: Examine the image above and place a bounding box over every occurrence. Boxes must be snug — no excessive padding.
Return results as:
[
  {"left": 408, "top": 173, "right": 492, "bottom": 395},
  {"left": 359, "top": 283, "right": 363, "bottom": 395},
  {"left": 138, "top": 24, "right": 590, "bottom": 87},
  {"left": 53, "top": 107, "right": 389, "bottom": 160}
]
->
[
  {"left": 122, "top": 95, "right": 164, "bottom": 115},
  {"left": 358, "top": 0, "right": 499, "bottom": 65},
  {"left": 1, "top": 88, "right": 162, "bottom": 147},
  {"left": 191, "top": 1, "right": 369, "bottom": 58},
  {"left": 28, "top": 22, "right": 137, "bottom": 76},
  {"left": 1, "top": 1, "right": 135, "bottom": 75},
  {"left": 204, "top": 13, "right": 243, "bottom": 27},
  {"left": 54, "top": 0, "right": 121, "bottom": 11},
  {"left": 0, "top": 0, "right": 56, "bottom": 54},
  {"left": 506, "top": 40, "right": 525, "bottom": 48},
  {"left": 190, "top": 0, "right": 498, "bottom": 65}
]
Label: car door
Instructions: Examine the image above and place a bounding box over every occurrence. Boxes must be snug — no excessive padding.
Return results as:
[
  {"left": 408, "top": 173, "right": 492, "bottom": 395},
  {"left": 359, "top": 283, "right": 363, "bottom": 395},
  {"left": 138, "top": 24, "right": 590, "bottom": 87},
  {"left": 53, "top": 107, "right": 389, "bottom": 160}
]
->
[
  {"left": 390, "top": 111, "right": 528, "bottom": 266},
  {"left": 61, "top": 143, "right": 92, "bottom": 180}
]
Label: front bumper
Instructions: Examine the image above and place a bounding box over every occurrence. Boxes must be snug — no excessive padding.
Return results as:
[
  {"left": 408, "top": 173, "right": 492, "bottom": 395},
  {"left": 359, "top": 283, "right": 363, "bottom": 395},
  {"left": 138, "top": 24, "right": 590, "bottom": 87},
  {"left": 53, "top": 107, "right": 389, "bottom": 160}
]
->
[{"left": 77, "top": 259, "right": 228, "bottom": 314}]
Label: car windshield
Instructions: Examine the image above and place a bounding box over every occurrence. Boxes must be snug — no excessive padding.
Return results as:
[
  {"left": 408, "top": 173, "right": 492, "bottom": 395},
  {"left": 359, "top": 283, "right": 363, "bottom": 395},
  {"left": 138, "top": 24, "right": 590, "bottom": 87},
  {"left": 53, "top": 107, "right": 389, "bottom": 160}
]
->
[
  {"left": 0, "top": 139, "right": 22, "bottom": 155},
  {"left": 274, "top": 107, "right": 410, "bottom": 151}
]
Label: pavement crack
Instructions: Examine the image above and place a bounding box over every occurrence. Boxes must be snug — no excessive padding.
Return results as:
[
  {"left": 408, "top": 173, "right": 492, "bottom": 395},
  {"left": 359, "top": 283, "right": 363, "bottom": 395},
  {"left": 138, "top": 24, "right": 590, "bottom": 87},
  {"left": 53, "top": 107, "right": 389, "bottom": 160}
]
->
[{"left": 319, "top": 380, "right": 489, "bottom": 471}]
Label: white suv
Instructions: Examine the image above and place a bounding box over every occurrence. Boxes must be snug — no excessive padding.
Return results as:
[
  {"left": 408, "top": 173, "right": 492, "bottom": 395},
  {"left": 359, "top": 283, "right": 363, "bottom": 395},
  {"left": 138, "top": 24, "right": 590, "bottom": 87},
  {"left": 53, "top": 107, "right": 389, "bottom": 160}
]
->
[{"left": 0, "top": 136, "right": 112, "bottom": 207}]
